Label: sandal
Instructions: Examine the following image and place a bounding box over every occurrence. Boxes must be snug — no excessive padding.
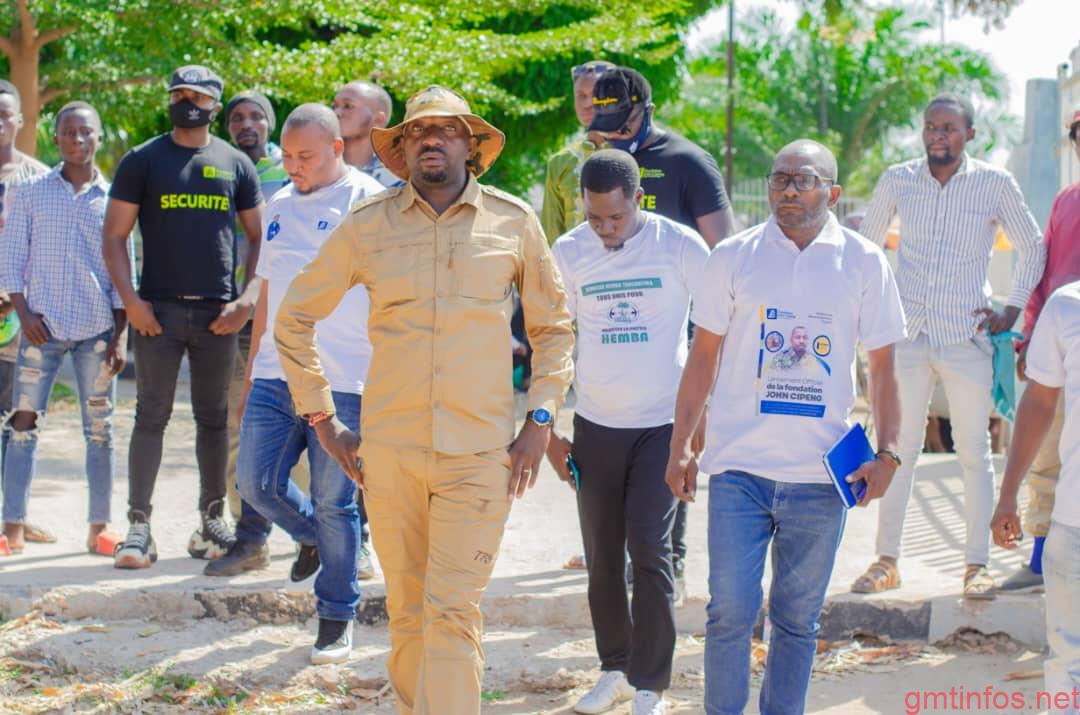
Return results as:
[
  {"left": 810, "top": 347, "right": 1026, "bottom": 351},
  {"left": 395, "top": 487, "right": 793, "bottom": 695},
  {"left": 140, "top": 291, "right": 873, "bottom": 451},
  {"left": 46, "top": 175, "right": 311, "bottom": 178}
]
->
[
  {"left": 851, "top": 559, "right": 901, "bottom": 594},
  {"left": 563, "top": 553, "right": 587, "bottom": 570},
  {"left": 963, "top": 564, "right": 996, "bottom": 600},
  {"left": 23, "top": 522, "right": 56, "bottom": 543}
]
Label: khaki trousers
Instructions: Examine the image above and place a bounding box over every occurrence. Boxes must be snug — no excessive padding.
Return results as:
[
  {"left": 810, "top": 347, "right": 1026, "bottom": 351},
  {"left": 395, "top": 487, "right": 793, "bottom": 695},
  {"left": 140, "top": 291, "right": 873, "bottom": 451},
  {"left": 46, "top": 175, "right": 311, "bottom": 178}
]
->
[
  {"left": 361, "top": 441, "right": 513, "bottom": 715},
  {"left": 226, "top": 328, "right": 309, "bottom": 520},
  {"left": 1023, "top": 393, "right": 1064, "bottom": 538}
]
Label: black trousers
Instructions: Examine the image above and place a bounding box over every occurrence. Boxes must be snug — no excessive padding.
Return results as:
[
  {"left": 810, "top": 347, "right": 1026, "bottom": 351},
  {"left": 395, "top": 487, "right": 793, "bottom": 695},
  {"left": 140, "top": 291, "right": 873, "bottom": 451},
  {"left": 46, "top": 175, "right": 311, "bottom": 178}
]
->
[
  {"left": 128, "top": 299, "right": 237, "bottom": 519},
  {"left": 573, "top": 414, "right": 677, "bottom": 692}
]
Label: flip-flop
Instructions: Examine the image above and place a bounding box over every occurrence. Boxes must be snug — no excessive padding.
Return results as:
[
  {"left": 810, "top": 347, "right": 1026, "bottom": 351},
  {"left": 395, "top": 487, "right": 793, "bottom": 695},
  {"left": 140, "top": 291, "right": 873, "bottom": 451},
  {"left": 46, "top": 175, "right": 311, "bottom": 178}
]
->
[
  {"left": 23, "top": 523, "right": 56, "bottom": 543},
  {"left": 563, "top": 554, "right": 587, "bottom": 570},
  {"left": 851, "top": 559, "right": 901, "bottom": 594}
]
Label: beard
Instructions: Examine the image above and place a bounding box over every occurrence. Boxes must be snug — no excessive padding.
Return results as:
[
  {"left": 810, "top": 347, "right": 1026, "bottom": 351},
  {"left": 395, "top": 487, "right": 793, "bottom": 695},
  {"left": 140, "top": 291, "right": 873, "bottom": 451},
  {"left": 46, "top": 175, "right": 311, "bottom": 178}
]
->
[
  {"left": 419, "top": 168, "right": 449, "bottom": 184},
  {"left": 926, "top": 149, "right": 956, "bottom": 166}
]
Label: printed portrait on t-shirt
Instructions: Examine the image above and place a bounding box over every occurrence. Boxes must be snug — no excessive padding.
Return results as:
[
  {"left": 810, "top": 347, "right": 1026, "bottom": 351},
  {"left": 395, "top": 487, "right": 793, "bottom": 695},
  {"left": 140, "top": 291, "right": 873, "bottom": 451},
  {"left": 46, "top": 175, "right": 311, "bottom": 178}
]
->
[{"left": 759, "top": 307, "right": 833, "bottom": 417}]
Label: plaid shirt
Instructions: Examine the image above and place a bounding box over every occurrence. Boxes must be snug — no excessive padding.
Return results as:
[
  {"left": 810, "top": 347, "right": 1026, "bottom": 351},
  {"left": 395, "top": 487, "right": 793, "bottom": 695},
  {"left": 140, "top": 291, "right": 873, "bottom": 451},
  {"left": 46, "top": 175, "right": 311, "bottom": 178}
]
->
[{"left": 0, "top": 166, "right": 131, "bottom": 341}]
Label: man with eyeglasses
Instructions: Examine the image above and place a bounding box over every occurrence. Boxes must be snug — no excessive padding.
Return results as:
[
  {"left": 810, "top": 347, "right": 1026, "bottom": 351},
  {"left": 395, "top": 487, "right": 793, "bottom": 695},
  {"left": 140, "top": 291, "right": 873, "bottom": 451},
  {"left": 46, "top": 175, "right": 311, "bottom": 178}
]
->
[
  {"left": 856, "top": 93, "right": 1045, "bottom": 599},
  {"left": 274, "top": 86, "right": 574, "bottom": 713},
  {"left": 990, "top": 104, "right": 1080, "bottom": 595},
  {"left": 589, "top": 66, "right": 737, "bottom": 602},
  {"left": 541, "top": 59, "right": 614, "bottom": 242},
  {"left": 665, "top": 140, "right": 905, "bottom": 715}
]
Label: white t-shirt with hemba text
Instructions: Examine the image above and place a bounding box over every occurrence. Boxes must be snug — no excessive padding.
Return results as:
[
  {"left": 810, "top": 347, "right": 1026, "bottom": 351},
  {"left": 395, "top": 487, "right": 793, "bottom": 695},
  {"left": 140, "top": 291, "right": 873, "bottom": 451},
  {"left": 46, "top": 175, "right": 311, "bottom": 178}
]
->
[{"left": 552, "top": 211, "right": 710, "bottom": 428}]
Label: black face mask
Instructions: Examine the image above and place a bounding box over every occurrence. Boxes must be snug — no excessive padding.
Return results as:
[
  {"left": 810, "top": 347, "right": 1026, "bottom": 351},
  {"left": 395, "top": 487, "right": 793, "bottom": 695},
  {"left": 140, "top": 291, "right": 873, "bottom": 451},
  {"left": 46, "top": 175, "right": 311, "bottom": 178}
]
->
[{"left": 169, "top": 98, "right": 214, "bottom": 129}]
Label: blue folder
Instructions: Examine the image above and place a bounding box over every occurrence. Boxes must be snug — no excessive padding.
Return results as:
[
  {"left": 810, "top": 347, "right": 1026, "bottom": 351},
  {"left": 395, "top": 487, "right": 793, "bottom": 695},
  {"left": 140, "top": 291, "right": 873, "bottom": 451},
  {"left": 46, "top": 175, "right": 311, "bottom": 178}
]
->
[{"left": 822, "top": 423, "right": 874, "bottom": 509}]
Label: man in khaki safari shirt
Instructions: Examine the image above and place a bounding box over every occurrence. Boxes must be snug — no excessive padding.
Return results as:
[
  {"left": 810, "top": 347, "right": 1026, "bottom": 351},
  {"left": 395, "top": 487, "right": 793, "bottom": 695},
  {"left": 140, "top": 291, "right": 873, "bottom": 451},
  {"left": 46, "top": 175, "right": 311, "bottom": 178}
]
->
[{"left": 274, "top": 86, "right": 575, "bottom": 715}]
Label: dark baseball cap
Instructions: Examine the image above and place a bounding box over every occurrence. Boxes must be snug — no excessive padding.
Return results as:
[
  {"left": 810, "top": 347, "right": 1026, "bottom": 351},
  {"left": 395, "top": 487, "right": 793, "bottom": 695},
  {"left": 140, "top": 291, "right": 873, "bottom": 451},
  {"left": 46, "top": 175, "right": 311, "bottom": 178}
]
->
[
  {"left": 587, "top": 67, "right": 652, "bottom": 133},
  {"left": 168, "top": 65, "right": 224, "bottom": 101}
]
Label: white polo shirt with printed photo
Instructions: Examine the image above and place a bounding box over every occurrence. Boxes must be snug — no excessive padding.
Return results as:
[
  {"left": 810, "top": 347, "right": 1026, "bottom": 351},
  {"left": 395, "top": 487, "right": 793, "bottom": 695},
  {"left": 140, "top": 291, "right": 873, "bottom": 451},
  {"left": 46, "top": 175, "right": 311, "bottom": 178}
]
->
[{"left": 693, "top": 214, "right": 907, "bottom": 483}]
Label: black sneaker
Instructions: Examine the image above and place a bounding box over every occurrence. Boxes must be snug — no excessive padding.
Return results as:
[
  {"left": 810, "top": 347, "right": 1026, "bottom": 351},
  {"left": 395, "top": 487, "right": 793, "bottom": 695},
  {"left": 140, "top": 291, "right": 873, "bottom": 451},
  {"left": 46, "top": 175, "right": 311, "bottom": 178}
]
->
[
  {"left": 310, "top": 618, "right": 352, "bottom": 664},
  {"left": 203, "top": 539, "right": 271, "bottom": 577},
  {"left": 114, "top": 515, "right": 157, "bottom": 570},
  {"left": 187, "top": 499, "right": 237, "bottom": 560},
  {"left": 286, "top": 543, "right": 320, "bottom": 593}
]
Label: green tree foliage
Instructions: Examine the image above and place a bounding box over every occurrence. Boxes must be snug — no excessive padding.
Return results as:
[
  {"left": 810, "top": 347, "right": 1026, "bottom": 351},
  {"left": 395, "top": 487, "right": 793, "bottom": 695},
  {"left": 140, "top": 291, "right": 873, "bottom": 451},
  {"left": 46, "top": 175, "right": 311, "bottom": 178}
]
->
[
  {"left": 1, "top": 0, "right": 715, "bottom": 194},
  {"left": 666, "top": 4, "right": 1009, "bottom": 197}
]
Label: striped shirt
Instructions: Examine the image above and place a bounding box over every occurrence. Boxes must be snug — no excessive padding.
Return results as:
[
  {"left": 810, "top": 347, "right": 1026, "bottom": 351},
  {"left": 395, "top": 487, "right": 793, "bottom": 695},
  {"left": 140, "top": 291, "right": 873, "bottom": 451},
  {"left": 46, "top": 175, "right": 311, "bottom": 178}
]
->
[
  {"left": 861, "top": 155, "right": 1045, "bottom": 347},
  {"left": 0, "top": 152, "right": 50, "bottom": 360},
  {"left": 0, "top": 166, "right": 130, "bottom": 342}
]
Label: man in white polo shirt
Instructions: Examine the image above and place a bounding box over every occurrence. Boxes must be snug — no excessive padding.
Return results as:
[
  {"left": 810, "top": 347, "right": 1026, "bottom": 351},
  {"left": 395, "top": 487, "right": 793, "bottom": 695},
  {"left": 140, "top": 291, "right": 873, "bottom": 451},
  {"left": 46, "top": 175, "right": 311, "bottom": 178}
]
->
[
  {"left": 548, "top": 149, "right": 710, "bottom": 715},
  {"left": 665, "top": 140, "right": 906, "bottom": 714},
  {"left": 991, "top": 280, "right": 1080, "bottom": 706},
  {"left": 215, "top": 103, "right": 383, "bottom": 664}
]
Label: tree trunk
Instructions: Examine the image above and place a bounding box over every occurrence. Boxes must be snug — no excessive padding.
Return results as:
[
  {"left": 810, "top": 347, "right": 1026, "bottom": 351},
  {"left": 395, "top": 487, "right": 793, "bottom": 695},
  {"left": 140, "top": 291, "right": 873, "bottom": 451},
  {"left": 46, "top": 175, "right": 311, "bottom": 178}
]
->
[
  {"left": 1, "top": 0, "right": 47, "bottom": 157},
  {"left": 9, "top": 41, "right": 41, "bottom": 157}
]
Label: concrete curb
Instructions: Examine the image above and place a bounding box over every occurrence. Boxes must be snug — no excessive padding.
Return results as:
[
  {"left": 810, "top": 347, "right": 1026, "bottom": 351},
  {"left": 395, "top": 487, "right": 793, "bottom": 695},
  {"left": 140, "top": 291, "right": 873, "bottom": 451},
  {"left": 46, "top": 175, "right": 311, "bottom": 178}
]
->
[{"left": 1, "top": 584, "right": 1046, "bottom": 649}]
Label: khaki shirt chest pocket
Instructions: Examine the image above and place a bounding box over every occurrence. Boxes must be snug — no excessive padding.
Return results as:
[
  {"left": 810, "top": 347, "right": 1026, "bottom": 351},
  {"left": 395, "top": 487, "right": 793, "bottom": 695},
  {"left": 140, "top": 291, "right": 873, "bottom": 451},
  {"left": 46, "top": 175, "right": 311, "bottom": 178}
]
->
[
  {"left": 455, "top": 234, "right": 518, "bottom": 301},
  {"left": 370, "top": 240, "right": 427, "bottom": 307}
]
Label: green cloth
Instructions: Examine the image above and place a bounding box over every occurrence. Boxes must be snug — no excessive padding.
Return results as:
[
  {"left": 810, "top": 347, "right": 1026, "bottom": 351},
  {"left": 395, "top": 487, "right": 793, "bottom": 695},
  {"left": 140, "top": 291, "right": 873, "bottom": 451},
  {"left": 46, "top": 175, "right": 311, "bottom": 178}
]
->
[
  {"left": 541, "top": 136, "right": 600, "bottom": 244},
  {"left": 991, "top": 330, "right": 1024, "bottom": 422}
]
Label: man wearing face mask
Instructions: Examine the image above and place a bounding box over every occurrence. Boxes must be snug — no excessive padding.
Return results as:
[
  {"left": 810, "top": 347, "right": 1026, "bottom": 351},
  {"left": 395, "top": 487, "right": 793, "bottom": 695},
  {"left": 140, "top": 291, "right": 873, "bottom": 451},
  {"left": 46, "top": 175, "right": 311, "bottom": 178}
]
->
[
  {"left": 103, "top": 65, "right": 264, "bottom": 570},
  {"left": 590, "top": 66, "right": 736, "bottom": 602}
]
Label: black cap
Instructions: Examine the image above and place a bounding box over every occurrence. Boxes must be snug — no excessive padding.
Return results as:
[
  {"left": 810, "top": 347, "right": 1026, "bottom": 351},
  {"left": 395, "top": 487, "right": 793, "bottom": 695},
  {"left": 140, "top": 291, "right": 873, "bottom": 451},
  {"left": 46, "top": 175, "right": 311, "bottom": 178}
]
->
[
  {"left": 587, "top": 67, "right": 652, "bottom": 133},
  {"left": 168, "top": 65, "right": 224, "bottom": 101}
]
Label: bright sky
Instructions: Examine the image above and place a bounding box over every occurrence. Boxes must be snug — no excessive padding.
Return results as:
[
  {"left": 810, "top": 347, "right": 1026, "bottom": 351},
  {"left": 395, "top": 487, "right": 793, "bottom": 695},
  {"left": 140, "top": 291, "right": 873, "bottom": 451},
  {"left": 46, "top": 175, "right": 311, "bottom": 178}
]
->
[{"left": 689, "top": 0, "right": 1079, "bottom": 121}]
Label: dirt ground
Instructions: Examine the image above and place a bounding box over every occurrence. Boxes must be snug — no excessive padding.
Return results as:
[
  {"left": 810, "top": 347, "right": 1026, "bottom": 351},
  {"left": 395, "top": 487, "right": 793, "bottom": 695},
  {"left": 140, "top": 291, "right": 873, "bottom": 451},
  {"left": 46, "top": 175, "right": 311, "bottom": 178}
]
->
[
  {"left": 0, "top": 608, "right": 1052, "bottom": 714},
  {"left": 0, "top": 379, "right": 1058, "bottom": 714}
]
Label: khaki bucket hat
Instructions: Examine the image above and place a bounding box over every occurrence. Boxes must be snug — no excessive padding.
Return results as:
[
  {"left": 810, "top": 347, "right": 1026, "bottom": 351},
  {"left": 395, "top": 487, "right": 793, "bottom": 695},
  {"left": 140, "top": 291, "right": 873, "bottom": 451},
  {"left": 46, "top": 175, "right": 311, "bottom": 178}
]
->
[{"left": 371, "top": 85, "right": 506, "bottom": 181}]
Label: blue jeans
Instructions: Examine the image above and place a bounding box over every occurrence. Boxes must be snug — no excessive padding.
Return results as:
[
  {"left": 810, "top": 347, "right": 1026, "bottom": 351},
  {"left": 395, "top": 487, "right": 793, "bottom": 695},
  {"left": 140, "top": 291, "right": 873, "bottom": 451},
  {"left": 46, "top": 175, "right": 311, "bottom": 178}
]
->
[
  {"left": 2, "top": 331, "right": 115, "bottom": 524},
  {"left": 1044, "top": 520, "right": 1080, "bottom": 709},
  {"left": 235, "top": 378, "right": 361, "bottom": 622},
  {"left": 705, "top": 471, "right": 846, "bottom": 715}
]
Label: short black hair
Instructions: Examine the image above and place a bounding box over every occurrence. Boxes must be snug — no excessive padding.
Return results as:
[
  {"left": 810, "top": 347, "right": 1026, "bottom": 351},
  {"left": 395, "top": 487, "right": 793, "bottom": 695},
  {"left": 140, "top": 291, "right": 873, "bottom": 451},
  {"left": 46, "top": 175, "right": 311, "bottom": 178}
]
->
[
  {"left": 55, "top": 101, "right": 102, "bottom": 131},
  {"left": 926, "top": 92, "right": 975, "bottom": 128},
  {"left": 581, "top": 149, "right": 640, "bottom": 199},
  {"left": 0, "top": 80, "right": 20, "bottom": 109}
]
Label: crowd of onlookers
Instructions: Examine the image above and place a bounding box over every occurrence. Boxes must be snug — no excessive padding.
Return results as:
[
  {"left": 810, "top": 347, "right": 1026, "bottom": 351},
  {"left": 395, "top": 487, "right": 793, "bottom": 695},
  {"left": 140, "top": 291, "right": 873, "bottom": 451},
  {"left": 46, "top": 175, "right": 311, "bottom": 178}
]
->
[{"left": 0, "top": 57, "right": 1077, "bottom": 715}]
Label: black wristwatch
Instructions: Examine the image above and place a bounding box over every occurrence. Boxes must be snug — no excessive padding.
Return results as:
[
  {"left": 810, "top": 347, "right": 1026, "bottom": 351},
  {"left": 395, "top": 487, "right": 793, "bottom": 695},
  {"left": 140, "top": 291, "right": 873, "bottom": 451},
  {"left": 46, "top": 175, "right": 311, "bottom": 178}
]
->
[{"left": 876, "top": 449, "right": 902, "bottom": 468}]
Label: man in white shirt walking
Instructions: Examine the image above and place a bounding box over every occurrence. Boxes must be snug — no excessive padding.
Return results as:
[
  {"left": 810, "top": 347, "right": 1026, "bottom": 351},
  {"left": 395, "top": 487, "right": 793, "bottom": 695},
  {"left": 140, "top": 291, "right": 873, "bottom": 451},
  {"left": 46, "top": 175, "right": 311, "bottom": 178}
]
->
[
  {"left": 666, "top": 140, "right": 906, "bottom": 715},
  {"left": 856, "top": 93, "right": 1045, "bottom": 598},
  {"left": 219, "top": 103, "right": 383, "bottom": 663},
  {"left": 548, "top": 150, "right": 710, "bottom": 715},
  {"left": 991, "top": 280, "right": 1080, "bottom": 709}
]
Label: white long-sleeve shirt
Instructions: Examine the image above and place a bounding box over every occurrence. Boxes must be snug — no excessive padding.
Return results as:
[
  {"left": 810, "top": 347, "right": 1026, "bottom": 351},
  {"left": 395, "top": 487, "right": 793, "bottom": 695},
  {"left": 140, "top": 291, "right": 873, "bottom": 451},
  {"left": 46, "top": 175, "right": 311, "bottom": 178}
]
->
[{"left": 860, "top": 155, "right": 1045, "bottom": 347}]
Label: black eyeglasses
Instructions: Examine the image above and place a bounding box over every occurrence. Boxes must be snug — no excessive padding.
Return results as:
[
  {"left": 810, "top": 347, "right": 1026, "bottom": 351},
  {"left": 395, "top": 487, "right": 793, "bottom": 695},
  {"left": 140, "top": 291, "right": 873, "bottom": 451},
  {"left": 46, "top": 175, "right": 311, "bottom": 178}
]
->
[
  {"left": 766, "top": 172, "right": 833, "bottom": 192},
  {"left": 572, "top": 62, "right": 614, "bottom": 80}
]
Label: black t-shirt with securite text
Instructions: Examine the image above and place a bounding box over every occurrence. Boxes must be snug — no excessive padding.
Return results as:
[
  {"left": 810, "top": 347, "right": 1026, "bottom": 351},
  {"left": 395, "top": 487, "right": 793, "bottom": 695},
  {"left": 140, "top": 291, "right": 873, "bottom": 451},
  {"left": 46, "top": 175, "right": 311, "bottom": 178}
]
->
[
  {"left": 109, "top": 134, "right": 262, "bottom": 301},
  {"left": 633, "top": 130, "right": 730, "bottom": 231}
]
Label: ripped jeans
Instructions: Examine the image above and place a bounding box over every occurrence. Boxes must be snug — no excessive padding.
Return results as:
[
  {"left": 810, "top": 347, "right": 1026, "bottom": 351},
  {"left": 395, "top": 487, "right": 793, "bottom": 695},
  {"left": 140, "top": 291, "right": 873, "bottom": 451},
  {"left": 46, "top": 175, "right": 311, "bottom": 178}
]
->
[{"left": 1, "top": 330, "right": 115, "bottom": 524}]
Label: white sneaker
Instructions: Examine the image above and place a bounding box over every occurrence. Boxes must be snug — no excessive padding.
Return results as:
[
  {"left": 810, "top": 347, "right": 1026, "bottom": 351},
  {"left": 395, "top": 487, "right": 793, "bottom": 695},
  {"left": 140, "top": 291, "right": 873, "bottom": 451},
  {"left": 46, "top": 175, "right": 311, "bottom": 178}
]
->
[
  {"left": 574, "top": 671, "right": 635, "bottom": 714},
  {"left": 632, "top": 690, "right": 666, "bottom": 715}
]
